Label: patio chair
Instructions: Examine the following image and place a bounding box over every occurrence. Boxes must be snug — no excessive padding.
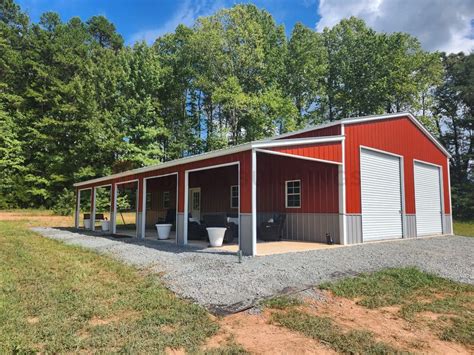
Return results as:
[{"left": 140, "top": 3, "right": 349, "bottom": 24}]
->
[
  {"left": 258, "top": 214, "right": 286, "bottom": 241},
  {"left": 187, "top": 213, "right": 206, "bottom": 240},
  {"left": 202, "top": 214, "right": 235, "bottom": 243},
  {"left": 157, "top": 208, "right": 176, "bottom": 230}
]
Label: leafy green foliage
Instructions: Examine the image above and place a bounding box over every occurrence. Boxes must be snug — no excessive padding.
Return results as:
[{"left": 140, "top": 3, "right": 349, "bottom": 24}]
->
[{"left": 0, "top": 1, "right": 471, "bottom": 215}]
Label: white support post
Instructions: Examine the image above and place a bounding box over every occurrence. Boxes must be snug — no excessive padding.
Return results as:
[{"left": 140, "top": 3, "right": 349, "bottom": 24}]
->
[
  {"left": 90, "top": 188, "right": 96, "bottom": 231},
  {"left": 251, "top": 149, "right": 257, "bottom": 256},
  {"left": 183, "top": 171, "right": 189, "bottom": 245},
  {"left": 141, "top": 179, "right": 147, "bottom": 240},
  {"left": 112, "top": 184, "right": 117, "bottom": 234},
  {"left": 75, "top": 189, "right": 80, "bottom": 228},
  {"left": 339, "top": 124, "right": 347, "bottom": 245}
]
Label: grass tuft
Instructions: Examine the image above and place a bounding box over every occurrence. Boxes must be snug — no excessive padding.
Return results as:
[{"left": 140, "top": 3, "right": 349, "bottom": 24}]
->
[
  {"left": 272, "top": 310, "right": 400, "bottom": 354},
  {"left": 261, "top": 295, "right": 302, "bottom": 309},
  {"left": 319, "top": 267, "right": 474, "bottom": 346},
  {"left": 454, "top": 220, "right": 474, "bottom": 237}
]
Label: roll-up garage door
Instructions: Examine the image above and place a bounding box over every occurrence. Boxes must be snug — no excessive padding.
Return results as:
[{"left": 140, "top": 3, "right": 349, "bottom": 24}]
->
[
  {"left": 414, "top": 161, "right": 442, "bottom": 236},
  {"left": 361, "top": 149, "right": 403, "bottom": 241}
]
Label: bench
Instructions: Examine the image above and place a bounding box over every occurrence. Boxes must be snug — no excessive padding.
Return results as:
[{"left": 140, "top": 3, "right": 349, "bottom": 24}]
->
[{"left": 83, "top": 213, "right": 105, "bottom": 221}]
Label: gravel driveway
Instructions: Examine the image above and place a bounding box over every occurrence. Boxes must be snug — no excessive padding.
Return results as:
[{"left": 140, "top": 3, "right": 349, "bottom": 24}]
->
[{"left": 33, "top": 227, "right": 474, "bottom": 313}]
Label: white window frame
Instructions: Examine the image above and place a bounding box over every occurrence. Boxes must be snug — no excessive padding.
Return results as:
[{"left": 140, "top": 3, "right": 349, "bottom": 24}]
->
[
  {"left": 285, "top": 179, "right": 301, "bottom": 208},
  {"left": 230, "top": 185, "right": 239, "bottom": 209},
  {"left": 162, "top": 191, "right": 170, "bottom": 209}
]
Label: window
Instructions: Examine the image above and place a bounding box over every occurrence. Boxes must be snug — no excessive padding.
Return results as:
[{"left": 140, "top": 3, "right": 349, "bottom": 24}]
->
[
  {"left": 162, "top": 191, "right": 170, "bottom": 209},
  {"left": 285, "top": 180, "right": 301, "bottom": 208},
  {"left": 230, "top": 185, "right": 239, "bottom": 209}
]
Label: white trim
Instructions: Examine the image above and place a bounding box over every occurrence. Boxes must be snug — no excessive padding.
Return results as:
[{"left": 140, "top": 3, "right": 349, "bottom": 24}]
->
[
  {"left": 413, "top": 159, "right": 444, "bottom": 235},
  {"left": 91, "top": 187, "right": 97, "bottom": 231},
  {"left": 359, "top": 146, "right": 405, "bottom": 242},
  {"left": 184, "top": 171, "right": 189, "bottom": 245},
  {"left": 340, "top": 124, "right": 347, "bottom": 245},
  {"left": 74, "top": 137, "right": 343, "bottom": 188},
  {"left": 251, "top": 149, "right": 257, "bottom": 256},
  {"left": 76, "top": 187, "right": 92, "bottom": 229},
  {"left": 359, "top": 145, "right": 404, "bottom": 158},
  {"left": 230, "top": 185, "right": 239, "bottom": 209},
  {"left": 112, "top": 185, "right": 117, "bottom": 234},
  {"left": 74, "top": 112, "right": 449, "bottom": 189},
  {"left": 413, "top": 159, "right": 443, "bottom": 169},
  {"left": 142, "top": 172, "right": 179, "bottom": 243},
  {"left": 285, "top": 179, "right": 301, "bottom": 208},
  {"left": 252, "top": 135, "right": 344, "bottom": 148},
  {"left": 276, "top": 112, "right": 450, "bottom": 158},
  {"left": 446, "top": 157, "right": 453, "bottom": 234},
  {"left": 184, "top": 161, "right": 240, "bottom": 246},
  {"left": 255, "top": 148, "right": 342, "bottom": 165},
  {"left": 114, "top": 179, "right": 139, "bottom": 238}
]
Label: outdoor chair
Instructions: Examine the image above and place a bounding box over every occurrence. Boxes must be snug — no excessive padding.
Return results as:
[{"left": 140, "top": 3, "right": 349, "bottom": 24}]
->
[
  {"left": 187, "top": 213, "right": 206, "bottom": 240},
  {"left": 258, "top": 214, "right": 286, "bottom": 241},
  {"left": 202, "top": 214, "right": 235, "bottom": 243},
  {"left": 157, "top": 208, "right": 176, "bottom": 230}
]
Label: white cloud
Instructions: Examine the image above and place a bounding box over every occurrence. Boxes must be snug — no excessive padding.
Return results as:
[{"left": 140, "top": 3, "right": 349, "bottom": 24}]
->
[
  {"left": 128, "top": 0, "right": 224, "bottom": 45},
  {"left": 316, "top": 0, "right": 474, "bottom": 53}
]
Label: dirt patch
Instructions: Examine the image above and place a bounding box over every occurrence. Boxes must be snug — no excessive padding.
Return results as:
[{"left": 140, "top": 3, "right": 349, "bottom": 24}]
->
[
  {"left": 88, "top": 310, "right": 139, "bottom": 327},
  {"left": 26, "top": 317, "right": 39, "bottom": 324},
  {"left": 205, "top": 309, "right": 335, "bottom": 354},
  {"left": 299, "top": 290, "right": 471, "bottom": 354}
]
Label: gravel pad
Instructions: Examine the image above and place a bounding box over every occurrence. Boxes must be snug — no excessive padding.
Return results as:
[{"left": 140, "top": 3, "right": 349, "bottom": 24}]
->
[{"left": 32, "top": 227, "right": 474, "bottom": 313}]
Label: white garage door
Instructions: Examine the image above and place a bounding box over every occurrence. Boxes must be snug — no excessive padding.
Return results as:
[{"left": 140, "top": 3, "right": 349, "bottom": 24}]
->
[
  {"left": 414, "top": 162, "right": 442, "bottom": 236},
  {"left": 361, "top": 149, "right": 403, "bottom": 241}
]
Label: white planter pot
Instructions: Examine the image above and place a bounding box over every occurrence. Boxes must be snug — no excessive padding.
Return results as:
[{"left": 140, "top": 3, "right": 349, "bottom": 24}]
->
[
  {"left": 206, "top": 227, "right": 226, "bottom": 247},
  {"left": 84, "top": 219, "right": 91, "bottom": 229},
  {"left": 101, "top": 220, "right": 110, "bottom": 231},
  {"left": 156, "top": 224, "right": 172, "bottom": 240}
]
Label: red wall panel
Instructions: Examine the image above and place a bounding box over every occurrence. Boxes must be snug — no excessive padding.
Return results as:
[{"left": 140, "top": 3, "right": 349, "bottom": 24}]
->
[
  {"left": 345, "top": 116, "right": 450, "bottom": 214},
  {"left": 257, "top": 153, "right": 339, "bottom": 213},
  {"left": 270, "top": 141, "right": 342, "bottom": 163},
  {"left": 189, "top": 165, "right": 238, "bottom": 214},
  {"left": 277, "top": 125, "right": 341, "bottom": 139}
]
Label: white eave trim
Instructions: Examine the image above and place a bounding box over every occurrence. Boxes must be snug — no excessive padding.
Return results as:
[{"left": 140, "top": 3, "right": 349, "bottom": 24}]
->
[{"left": 74, "top": 136, "right": 344, "bottom": 187}]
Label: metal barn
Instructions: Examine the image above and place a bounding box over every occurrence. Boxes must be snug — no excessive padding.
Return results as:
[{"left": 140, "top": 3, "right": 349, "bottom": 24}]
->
[{"left": 74, "top": 113, "right": 453, "bottom": 256}]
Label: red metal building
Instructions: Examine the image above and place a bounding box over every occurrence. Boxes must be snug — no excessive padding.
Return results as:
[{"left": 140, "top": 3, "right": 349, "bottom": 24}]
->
[{"left": 74, "top": 112, "right": 452, "bottom": 256}]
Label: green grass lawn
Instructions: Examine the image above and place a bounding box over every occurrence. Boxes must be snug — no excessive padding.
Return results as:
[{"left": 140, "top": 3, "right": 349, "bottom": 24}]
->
[
  {"left": 454, "top": 220, "right": 474, "bottom": 237},
  {"left": 0, "top": 220, "right": 219, "bottom": 353}
]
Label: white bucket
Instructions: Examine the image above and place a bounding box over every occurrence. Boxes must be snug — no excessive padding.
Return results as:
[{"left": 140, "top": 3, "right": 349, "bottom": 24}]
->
[
  {"left": 84, "top": 219, "right": 91, "bottom": 229},
  {"left": 155, "top": 224, "right": 172, "bottom": 240},
  {"left": 206, "top": 227, "right": 226, "bottom": 247},
  {"left": 101, "top": 220, "right": 110, "bottom": 231}
]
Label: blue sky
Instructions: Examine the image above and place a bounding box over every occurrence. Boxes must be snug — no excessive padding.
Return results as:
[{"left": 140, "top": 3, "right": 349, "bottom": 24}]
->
[
  {"left": 16, "top": 0, "right": 474, "bottom": 53},
  {"left": 17, "top": 0, "right": 320, "bottom": 44}
]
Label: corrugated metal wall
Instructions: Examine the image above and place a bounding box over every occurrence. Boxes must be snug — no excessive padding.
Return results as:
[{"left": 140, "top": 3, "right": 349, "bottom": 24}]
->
[
  {"left": 277, "top": 125, "right": 341, "bottom": 139},
  {"left": 345, "top": 116, "right": 450, "bottom": 215},
  {"left": 257, "top": 152, "right": 340, "bottom": 242},
  {"left": 269, "top": 141, "right": 342, "bottom": 163}
]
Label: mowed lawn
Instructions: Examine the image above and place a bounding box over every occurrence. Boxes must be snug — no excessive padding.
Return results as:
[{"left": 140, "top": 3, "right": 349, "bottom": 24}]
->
[
  {"left": 454, "top": 220, "right": 474, "bottom": 237},
  {"left": 0, "top": 219, "right": 220, "bottom": 353}
]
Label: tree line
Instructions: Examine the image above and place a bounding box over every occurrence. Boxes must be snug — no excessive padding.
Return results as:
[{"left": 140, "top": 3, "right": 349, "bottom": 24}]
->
[{"left": 0, "top": 0, "right": 472, "bottom": 218}]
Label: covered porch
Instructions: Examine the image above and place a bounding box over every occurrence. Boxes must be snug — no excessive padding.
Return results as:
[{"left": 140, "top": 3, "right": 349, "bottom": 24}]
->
[{"left": 74, "top": 135, "right": 345, "bottom": 256}]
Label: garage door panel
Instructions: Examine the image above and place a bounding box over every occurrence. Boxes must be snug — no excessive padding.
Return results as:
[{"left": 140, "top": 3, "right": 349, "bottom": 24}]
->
[
  {"left": 414, "top": 162, "right": 442, "bottom": 236},
  {"left": 361, "top": 149, "right": 403, "bottom": 241}
]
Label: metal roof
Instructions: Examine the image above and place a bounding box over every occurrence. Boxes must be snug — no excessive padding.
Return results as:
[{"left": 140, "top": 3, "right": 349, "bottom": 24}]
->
[{"left": 74, "top": 112, "right": 450, "bottom": 188}]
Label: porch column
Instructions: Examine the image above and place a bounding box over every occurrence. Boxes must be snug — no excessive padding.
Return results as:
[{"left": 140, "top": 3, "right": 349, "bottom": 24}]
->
[
  {"left": 137, "top": 177, "right": 144, "bottom": 239},
  {"left": 239, "top": 150, "right": 256, "bottom": 256},
  {"left": 111, "top": 183, "right": 117, "bottom": 234},
  {"left": 90, "top": 187, "right": 96, "bottom": 231},
  {"left": 179, "top": 170, "right": 188, "bottom": 246},
  {"left": 338, "top": 164, "right": 347, "bottom": 245},
  {"left": 75, "top": 188, "right": 80, "bottom": 228}
]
